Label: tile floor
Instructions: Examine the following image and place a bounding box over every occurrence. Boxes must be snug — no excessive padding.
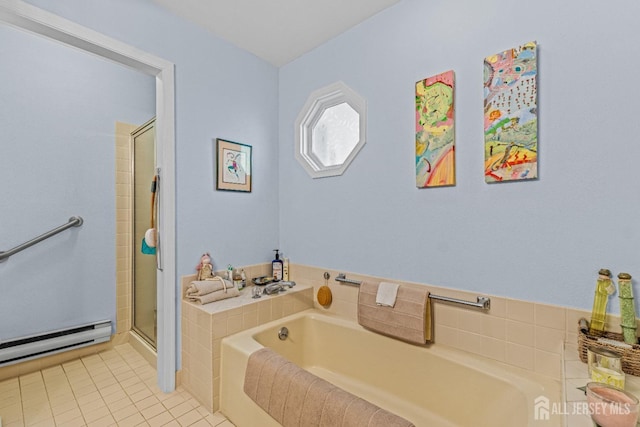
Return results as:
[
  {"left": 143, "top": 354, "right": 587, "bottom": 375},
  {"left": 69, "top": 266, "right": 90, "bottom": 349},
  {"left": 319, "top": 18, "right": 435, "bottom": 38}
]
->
[{"left": 0, "top": 344, "right": 235, "bottom": 427}]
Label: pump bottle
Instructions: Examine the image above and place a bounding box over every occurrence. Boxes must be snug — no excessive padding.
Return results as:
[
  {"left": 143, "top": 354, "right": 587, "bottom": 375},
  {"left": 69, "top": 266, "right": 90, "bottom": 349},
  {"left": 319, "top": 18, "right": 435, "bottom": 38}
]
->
[{"left": 272, "top": 249, "right": 283, "bottom": 281}]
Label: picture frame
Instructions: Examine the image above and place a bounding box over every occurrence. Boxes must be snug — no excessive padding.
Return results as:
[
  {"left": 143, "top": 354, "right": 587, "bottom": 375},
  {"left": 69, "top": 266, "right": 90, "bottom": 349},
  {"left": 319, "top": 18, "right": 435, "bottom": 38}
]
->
[{"left": 216, "top": 138, "right": 252, "bottom": 192}]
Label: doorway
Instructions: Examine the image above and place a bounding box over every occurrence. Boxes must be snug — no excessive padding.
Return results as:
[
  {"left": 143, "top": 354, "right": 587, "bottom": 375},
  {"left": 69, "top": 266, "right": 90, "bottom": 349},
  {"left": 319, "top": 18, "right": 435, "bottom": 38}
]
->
[
  {"left": 2, "top": 0, "right": 177, "bottom": 392},
  {"left": 132, "top": 119, "right": 157, "bottom": 348}
]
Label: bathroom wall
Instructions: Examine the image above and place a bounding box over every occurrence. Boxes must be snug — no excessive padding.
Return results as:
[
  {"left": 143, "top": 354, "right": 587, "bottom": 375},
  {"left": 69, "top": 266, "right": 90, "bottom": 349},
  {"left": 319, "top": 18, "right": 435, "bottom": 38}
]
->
[
  {"left": 16, "top": 0, "right": 280, "bottom": 366},
  {"left": 22, "top": 0, "right": 280, "bottom": 292},
  {"left": 0, "top": 24, "right": 154, "bottom": 340},
  {"left": 278, "top": 0, "right": 640, "bottom": 312}
]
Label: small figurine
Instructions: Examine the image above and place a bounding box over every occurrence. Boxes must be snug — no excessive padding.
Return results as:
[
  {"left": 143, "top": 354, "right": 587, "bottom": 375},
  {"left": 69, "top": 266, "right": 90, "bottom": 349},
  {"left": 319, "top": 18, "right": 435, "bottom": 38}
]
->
[{"left": 196, "top": 253, "right": 215, "bottom": 281}]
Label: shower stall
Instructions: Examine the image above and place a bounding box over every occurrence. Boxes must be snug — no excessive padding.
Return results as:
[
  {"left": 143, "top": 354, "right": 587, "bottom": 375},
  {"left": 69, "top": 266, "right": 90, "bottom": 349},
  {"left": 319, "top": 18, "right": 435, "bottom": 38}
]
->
[{"left": 131, "top": 119, "right": 157, "bottom": 348}]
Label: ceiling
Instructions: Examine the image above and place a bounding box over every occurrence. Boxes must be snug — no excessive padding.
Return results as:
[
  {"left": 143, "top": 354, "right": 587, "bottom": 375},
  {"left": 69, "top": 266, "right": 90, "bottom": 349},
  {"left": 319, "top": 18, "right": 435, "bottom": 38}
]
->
[{"left": 151, "top": 0, "right": 401, "bottom": 67}]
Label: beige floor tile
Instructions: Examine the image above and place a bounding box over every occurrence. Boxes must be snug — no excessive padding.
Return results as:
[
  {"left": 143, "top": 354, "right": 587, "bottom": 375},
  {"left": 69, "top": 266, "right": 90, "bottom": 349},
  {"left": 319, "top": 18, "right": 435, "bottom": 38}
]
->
[
  {"left": 134, "top": 395, "right": 160, "bottom": 411},
  {"left": 146, "top": 411, "right": 173, "bottom": 427},
  {"left": 140, "top": 402, "right": 166, "bottom": 420},
  {"left": 117, "top": 412, "right": 146, "bottom": 427},
  {"left": 85, "top": 413, "right": 116, "bottom": 427},
  {"left": 53, "top": 406, "right": 83, "bottom": 424},
  {"left": 160, "top": 394, "right": 185, "bottom": 410},
  {"left": 168, "top": 401, "right": 193, "bottom": 419},
  {"left": 7, "top": 343, "right": 230, "bottom": 427},
  {"left": 176, "top": 408, "right": 203, "bottom": 426},
  {"left": 112, "top": 403, "right": 140, "bottom": 422}
]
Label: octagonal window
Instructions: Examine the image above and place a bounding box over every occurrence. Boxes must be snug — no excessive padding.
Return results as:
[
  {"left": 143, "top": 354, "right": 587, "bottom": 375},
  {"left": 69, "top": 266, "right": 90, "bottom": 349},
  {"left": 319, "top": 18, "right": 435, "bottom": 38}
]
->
[{"left": 295, "top": 81, "right": 366, "bottom": 178}]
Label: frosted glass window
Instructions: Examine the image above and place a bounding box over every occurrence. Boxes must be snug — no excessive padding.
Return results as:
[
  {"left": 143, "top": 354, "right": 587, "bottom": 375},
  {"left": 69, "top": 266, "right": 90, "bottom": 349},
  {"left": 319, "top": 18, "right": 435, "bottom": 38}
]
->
[
  {"left": 295, "top": 81, "right": 366, "bottom": 178},
  {"left": 311, "top": 103, "right": 359, "bottom": 167}
]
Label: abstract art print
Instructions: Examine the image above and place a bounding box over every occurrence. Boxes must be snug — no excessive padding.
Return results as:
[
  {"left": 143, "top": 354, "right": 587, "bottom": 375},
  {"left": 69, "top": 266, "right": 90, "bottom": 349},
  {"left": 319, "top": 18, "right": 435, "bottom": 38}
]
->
[
  {"left": 216, "top": 138, "right": 252, "bottom": 192},
  {"left": 416, "top": 70, "right": 455, "bottom": 188},
  {"left": 484, "top": 41, "right": 538, "bottom": 183}
]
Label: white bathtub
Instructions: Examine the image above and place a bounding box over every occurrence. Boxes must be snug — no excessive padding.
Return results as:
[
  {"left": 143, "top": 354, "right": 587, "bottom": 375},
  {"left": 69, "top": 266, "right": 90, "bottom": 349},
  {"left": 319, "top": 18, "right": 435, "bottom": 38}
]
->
[{"left": 220, "top": 309, "right": 562, "bottom": 426}]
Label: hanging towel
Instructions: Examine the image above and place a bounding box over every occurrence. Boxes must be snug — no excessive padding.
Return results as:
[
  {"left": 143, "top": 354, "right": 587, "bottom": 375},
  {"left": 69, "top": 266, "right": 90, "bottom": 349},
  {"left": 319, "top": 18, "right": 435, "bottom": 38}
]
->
[
  {"left": 358, "top": 282, "right": 432, "bottom": 345},
  {"left": 376, "top": 282, "right": 399, "bottom": 307},
  {"left": 244, "top": 348, "right": 415, "bottom": 427},
  {"left": 185, "top": 277, "right": 231, "bottom": 297}
]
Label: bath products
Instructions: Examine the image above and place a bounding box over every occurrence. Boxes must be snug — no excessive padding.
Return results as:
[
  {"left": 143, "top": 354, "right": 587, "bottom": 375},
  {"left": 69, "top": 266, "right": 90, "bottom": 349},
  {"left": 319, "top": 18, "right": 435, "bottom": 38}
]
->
[
  {"left": 589, "top": 268, "right": 615, "bottom": 336},
  {"left": 272, "top": 249, "right": 283, "bottom": 281},
  {"left": 233, "top": 270, "right": 243, "bottom": 290},
  {"left": 283, "top": 257, "right": 290, "bottom": 281},
  {"left": 240, "top": 269, "right": 247, "bottom": 289},
  {"left": 227, "top": 264, "right": 233, "bottom": 281},
  {"left": 618, "top": 272, "right": 637, "bottom": 344}
]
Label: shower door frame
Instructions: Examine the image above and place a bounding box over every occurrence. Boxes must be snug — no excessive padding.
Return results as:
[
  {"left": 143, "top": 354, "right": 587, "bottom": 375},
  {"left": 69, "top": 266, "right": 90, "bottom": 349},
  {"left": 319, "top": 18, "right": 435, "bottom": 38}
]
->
[
  {"left": 131, "top": 118, "right": 158, "bottom": 349},
  {"left": 0, "top": 0, "right": 177, "bottom": 393}
]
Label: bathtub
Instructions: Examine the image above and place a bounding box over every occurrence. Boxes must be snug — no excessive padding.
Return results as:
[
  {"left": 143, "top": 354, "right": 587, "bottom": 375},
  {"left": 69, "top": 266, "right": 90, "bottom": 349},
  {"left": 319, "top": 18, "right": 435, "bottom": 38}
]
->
[{"left": 220, "top": 309, "right": 562, "bottom": 426}]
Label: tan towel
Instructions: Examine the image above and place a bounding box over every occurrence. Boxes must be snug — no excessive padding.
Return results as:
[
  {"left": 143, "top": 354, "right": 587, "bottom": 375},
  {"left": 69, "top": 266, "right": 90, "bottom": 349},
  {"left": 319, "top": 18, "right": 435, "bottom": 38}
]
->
[
  {"left": 185, "top": 277, "right": 231, "bottom": 296},
  {"left": 358, "top": 282, "right": 432, "bottom": 344},
  {"left": 185, "top": 285, "right": 239, "bottom": 304},
  {"left": 244, "top": 348, "right": 415, "bottom": 427}
]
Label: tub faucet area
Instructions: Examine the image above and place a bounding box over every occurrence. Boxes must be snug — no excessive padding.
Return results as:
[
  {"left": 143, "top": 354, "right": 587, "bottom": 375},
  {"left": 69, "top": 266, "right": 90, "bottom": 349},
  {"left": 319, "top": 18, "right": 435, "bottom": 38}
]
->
[{"left": 264, "top": 281, "right": 296, "bottom": 295}]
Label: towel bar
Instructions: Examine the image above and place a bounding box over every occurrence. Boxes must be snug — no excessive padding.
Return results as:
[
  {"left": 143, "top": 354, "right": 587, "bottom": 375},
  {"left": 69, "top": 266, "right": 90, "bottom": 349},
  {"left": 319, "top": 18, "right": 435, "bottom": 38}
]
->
[{"left": 334, "top": 273, "right": 490, "bottom": 310}]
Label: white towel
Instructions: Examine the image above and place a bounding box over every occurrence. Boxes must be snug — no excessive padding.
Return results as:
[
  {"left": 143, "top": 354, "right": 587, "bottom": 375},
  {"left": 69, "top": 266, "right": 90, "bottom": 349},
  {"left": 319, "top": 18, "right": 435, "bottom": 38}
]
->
[{"left": 376, "top": 282, "right": 399, "bottom": 307}]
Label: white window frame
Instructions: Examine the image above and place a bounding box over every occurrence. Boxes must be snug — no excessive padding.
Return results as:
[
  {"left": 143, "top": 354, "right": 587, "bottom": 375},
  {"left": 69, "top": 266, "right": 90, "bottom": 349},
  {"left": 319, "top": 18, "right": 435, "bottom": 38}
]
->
[{"left": 295, "top": 81, "right": 366, "bottom": 178}]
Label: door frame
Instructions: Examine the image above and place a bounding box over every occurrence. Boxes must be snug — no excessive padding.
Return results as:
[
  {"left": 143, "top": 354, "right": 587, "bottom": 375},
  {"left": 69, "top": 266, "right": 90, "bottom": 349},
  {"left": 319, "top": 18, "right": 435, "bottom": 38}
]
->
[{"left": 0, "top": 0, "right": 177, "bottom": 392}]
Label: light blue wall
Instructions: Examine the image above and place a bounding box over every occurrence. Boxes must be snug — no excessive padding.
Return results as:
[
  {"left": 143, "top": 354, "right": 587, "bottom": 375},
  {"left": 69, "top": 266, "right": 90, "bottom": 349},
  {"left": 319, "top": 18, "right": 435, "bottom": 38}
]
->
[
  {"left": 5, "top": 0, "right": 280, "bottom": 360},
  {"left": 279, "top": 0, "right": 640, "bottom": 312},
  {"left": 23, "top": 0, "right": 280, "bottom": 282},
  {"left": 0, "top": 24, "right": 154, "bottom": 340}
]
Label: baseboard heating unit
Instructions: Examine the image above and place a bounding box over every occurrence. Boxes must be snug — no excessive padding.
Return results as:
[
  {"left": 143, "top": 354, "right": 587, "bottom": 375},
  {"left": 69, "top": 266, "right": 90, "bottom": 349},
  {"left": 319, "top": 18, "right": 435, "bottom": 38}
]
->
[{"left": 0, "top": 320, "right": 111, "bottom": 366}]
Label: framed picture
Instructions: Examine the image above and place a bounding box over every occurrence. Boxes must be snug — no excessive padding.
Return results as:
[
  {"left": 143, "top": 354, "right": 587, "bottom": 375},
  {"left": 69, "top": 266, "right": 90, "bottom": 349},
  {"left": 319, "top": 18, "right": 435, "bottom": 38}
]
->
[{"left": 216, "top": 138, "right": 252, "bottom": 192}]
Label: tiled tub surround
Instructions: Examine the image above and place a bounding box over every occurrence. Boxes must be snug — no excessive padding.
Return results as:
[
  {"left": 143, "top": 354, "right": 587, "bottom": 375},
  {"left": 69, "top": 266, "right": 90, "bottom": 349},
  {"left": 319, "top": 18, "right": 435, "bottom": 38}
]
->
[
  {"left": 180, "top": 269, "right": 313, "bottom": 412},
  {"left": 291, "top": 264, "right": 601, "bottom": 381}
]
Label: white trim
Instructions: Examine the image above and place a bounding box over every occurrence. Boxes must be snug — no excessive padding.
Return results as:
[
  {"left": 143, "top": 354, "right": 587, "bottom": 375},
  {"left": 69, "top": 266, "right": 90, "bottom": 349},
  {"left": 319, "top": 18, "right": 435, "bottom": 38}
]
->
[
  {"left": 294, "top": 81, "right": 367, "bottom": 178},
  {"left": 0, "top": 0, "right": 177, "bottom": 392}
]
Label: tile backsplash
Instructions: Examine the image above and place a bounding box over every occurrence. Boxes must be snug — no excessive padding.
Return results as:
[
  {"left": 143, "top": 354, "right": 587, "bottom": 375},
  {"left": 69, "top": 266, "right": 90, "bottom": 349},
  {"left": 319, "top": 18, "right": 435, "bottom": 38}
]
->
[{"left": 289, "top": 263, "right": 600, "bottom": 380}]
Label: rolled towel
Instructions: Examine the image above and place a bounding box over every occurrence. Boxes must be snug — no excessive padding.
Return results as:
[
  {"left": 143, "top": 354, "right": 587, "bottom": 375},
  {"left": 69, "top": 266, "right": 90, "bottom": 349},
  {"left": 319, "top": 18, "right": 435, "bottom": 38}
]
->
[
  {"left": 186, "top": 284, "right": 240, "bottom": 304},
  {"left": 186, "top": 277, "right": 231, "bottom": 296},
  {"left": 376, "top": 282, "right": 399, "bottom": 307}
]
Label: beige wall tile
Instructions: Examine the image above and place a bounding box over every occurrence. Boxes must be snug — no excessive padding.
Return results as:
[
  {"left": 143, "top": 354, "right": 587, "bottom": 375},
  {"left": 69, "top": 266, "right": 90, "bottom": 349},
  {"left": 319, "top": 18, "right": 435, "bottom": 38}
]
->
[
  {"left": 457, "top": 331, "right": 482, "bottom": 356},
  {"left": 506, "top": 299, "right": 535, "bottom": 323},
  {"left": 506, "top": 320, "right": 535, "bottom": 347},
  {"left": 433, "top": 304, "right": 458, "bottom": 328},
  {"left": 506, "top": 342, "right": 535, "bottom": 371},
  {"left": 480, "top": 315, "right": 506, "bottom": 341},
  {"left": 535, "top": 349, "right": 562, "bottom": 379},
  {"left": 480, "top": 336, "right": 506, "bottom": 362},
  {"left": 488, "top": 297, "right": 506, "bottom": 318},
  {"left": 535, "top": 304, "right": 566, "bottom": 330},
  {"left": 535, "top": 326, "right": 565, "bottom": 354},
  {"left": 434, "top": 324, "right": 458, "bottom": 348}
]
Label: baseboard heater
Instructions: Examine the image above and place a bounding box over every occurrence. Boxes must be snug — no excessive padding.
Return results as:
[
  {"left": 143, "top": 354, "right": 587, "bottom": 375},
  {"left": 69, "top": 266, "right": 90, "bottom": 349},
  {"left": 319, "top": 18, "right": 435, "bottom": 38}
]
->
[{"left": 0, "top": 320, "right": 111, "bottom": 367}]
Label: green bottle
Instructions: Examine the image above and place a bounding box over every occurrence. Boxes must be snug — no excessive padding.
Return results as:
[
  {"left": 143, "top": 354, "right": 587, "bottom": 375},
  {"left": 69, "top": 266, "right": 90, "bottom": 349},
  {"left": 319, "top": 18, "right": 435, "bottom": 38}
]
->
[
  {"left": 589, "top": 269, "right": 614, "bottom": 336},
  {"left": 618, "top": 272, "right": 637, "bottom": 344}
]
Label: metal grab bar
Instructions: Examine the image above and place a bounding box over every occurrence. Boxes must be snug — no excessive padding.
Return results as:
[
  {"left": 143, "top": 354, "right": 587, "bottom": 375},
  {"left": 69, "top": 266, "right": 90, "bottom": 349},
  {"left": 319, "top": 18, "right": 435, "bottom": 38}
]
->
[
  {"left": 334, "top": 273, "right": 491, "bottom": 310},
  {"left": 0, "top": 216, "right": 83, "bottom": 262}
]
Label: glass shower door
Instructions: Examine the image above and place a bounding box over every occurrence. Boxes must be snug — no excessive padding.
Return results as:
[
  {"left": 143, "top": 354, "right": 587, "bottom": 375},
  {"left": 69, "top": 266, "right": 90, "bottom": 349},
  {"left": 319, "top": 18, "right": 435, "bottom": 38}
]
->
[{"left": 132, "top": 119, "right": 157, "bottom": 348}]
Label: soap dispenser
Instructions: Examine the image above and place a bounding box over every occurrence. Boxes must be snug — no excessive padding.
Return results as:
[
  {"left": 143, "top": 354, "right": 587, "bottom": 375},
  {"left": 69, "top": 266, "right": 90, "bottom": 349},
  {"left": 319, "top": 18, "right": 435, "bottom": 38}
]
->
[{"left": 272, "top": 249, "right": 283, "bottom": 281}]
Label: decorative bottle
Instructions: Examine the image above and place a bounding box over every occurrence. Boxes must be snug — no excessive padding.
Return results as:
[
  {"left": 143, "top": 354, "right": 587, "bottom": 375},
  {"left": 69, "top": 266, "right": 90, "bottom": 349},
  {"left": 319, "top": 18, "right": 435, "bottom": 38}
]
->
[
  {"left": 618, "top": 272, "right": 637, "bottom": 344},
  {"left": 589, "top": 268, "right": 614, "bottom": 336},
  {"left": 272, "top": 249, "right": 283, "bottom": 281}
]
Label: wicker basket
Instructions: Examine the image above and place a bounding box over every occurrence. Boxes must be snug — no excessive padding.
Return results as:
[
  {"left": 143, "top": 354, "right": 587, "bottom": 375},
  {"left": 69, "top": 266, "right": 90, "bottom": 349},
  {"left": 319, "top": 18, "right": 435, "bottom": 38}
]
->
[{"left": 578, "top": 319, "right": 640, "bottom": 377}]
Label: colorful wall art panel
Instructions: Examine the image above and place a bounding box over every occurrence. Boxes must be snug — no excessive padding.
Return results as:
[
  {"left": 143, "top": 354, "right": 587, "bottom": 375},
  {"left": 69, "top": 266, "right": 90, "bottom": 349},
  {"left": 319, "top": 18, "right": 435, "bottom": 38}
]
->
[
  {"left": 416, "top": 70, "right": 455, "bottom": 188},
  {"left": 484, "top": 41, "right": 538, "bottom": 183}
]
